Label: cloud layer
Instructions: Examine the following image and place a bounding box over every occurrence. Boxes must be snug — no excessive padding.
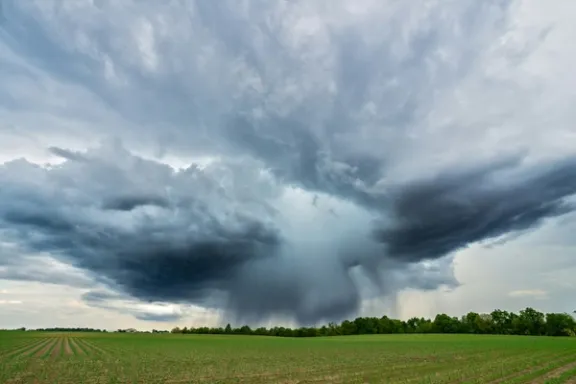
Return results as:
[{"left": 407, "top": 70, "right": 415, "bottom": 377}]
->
[
  {"left": 1, "top": 0, "right": 576, "bottom": 325},
  {"left": 2, "top": 140, "right": 575, "bottom": 324}
]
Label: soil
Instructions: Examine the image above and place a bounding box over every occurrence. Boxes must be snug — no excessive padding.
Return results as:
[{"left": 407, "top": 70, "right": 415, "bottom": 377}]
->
[
  {"left": 34, "top": 338, "right": 57, "bottom": 358},
  {"left": 531, "top": 360, "right": 576, "bottom": 384},
  {"left": 69, "top": 338, "right": 86, "bottom": 355},
  {"left": 49, "top": 338, "right": 63, "bottom": 359},
  {"left": 64, "top": 338, "right": 73, "bottom": 355}
]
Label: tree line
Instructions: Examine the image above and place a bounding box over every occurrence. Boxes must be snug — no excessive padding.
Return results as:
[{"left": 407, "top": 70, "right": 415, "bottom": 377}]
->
[
  {"left": 171, "top": 308, "right": 576, "bottom": 337},
  {"left": 29, "top": 327, "right": 107, "bottom": 332},
  {"left": 5, "top": 327, "right": 171, "bottom": 333}
]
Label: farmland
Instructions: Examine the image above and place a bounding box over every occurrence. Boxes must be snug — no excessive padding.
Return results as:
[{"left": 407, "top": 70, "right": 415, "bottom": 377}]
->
[{"left": 1, "top": 332, "right": 576, "bottom": 383}]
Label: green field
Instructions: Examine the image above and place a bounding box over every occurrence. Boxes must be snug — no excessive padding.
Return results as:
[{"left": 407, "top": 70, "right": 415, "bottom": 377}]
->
[{"left": 1, "top": 332, "right": 576, "bottom": 383}]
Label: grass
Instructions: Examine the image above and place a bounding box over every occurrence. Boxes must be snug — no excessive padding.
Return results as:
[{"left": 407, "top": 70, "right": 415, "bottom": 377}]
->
[{"left": 1, "top": 332, "right": 576, "bottom": 383}]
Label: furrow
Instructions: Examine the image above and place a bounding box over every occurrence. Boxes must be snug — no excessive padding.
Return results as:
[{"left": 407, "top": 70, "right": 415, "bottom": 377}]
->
[{"left": 33, "top": 338, "right": 58, "bottom": 358}]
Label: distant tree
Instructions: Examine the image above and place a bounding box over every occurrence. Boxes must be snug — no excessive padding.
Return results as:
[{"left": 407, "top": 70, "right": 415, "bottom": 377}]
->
[
  {"left": 340, "top": 320, "right": 357, "bottom": 335},
  {"left": 478, "top": 314, "right": 494, "bottom": 334},
  {"left": 254, "top": 327, "right": 269, "bottom": 336},
  {"left": 515, "top": 307, "right": 545, "bottom": 336},
  {"left": 490, "top": 310, "right": 510, "bottom": 334},
  {"left": 377, "top": 316, "right": 394, "bottom": 334},
  {"left": 545, "top": 313, "right": 576, "bottom": 336},
  {"left": 433, "top": 314, "right": 460, "bottom": 334},
  {"left": 327, "top": 322, "right": 341, "bottom": 336},
  {"left": 165, "top": 307, "right": 576, "bottom": 338},
  {"left": 461, "top": 312, "right": 494, "bottom": 334}
]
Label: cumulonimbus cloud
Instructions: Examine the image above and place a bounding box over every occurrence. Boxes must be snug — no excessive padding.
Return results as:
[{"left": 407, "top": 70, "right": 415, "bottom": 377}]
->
[
  {"left": 1, "top": 141, "right": 576, "bottom": 324},
  {"left": 1, "top": 0, "right": 576, "bottom": 324}
]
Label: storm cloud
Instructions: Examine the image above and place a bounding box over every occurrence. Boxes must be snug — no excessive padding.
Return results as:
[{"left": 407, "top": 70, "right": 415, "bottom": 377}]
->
[
  {"left": 1, "top": 141, "right": 576, "bottom": 324},
  {"left": 378, "top": 157, "right": 576, "bottom": 262},
  {"left": 1, "top": 0, "right": 576, "bottom": 324}
]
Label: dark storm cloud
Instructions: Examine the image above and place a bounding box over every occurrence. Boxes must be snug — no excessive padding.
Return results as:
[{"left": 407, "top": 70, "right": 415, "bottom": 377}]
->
[
  {"left": 3, "top": 150, "right": 576, "bottom": 324},
  {"left": 378, "top": 157, "right": 576, "bottom": 262},
  {"left": 0, "top": 144, "right": 284, "bottom": 312},
  {"left": 1, "top": 0, "right": 575, "bottom": 325},
  {"left": 0, "top": 143, "right": 452, "bottom": 325},
  {"left": 2, "top": 193, "right": 281, "bottom": 304}
]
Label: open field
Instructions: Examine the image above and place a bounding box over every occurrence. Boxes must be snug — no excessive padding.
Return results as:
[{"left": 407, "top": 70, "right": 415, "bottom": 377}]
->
[{"left": 1, "top": 332, "right": 576, "bottom": 383}]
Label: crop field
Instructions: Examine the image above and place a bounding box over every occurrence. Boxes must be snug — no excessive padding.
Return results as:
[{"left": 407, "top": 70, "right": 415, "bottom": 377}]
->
[{"left": 1, "top": 332, "right": 576, "bottom": 383}]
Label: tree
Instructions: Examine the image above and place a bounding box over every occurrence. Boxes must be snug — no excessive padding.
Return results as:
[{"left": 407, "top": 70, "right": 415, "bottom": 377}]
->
[
  {"left": 491, "top": 310, "right": 514, "bottom": 334},
  {"left": 354, "top": 317, "right": 379, "bottom": 334},
  {"left": 340, "top": 320, "right": 357, "bottom": 335},
  {"left": 166, "top": 307, "right": 576, "bottom": 338},
  {"left": 239, "top": 325, "right": 252, "bottom": 335},
  {"left": 545, "top": 313, "right": 576, "bottom": 336},
  {"left": 433, "top": 314, "right": 460, "bottom": 333},
  {"left": 378, "top": 316, "right": 395, "bottom": 334},
  {"left": 327, "top": 322, "right": 341, "bottom": 336},
  {"left": 515, "top": 308, "right": 545, "bottom": 336}
]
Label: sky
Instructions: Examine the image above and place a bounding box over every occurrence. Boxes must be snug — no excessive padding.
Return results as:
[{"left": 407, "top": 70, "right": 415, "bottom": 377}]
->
[{"left": 1, "top": 0, "right": 576, "bottom": 331}]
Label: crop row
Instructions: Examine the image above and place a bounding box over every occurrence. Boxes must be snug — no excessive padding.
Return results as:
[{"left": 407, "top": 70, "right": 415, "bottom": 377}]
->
[
  {"left": 1, "top": 333, "right": 575, "bottom": 383},
  {"left": 1, "top": 336, "right": 107, "bottom": 360}
]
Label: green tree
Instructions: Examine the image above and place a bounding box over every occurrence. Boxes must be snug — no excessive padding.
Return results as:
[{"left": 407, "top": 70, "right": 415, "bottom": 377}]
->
[
  {"left": 545, "top": 313, "right": 576, "bottom": 336},
  {"left": 511, "top": 308, "right": 545, "bottom": 335},
  {"left": 490, "top": 309, "right": 513, "bottom": 334},
  {"left": 239, "top": 325, "right": 252, "bottom": 335},
  {"left": 433, "top": 314, "right": 460, "bottom": 333},
  {"left": 167, "top": 307, "right": 576, "bottom": 338},
  {"left": 378, "top": 316, "right": 395, "bottom": 334},
  {"left": 340, "top": 320, "right": 357, "bottom": 335}
]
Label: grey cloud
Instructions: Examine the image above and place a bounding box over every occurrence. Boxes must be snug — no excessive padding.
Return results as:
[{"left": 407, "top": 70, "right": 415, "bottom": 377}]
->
[
  {"left": 133, "top": 313, "right": 183, "bottom": 322},
  {"left": 0, "top": 0, "right": 515, "bottom": 159},
  {"left": 377, "top": 157, "right": 576, "bottom": 263},
  {"left": 0, "top": 144, "right": 282, "bottom": 308},
  {"left": 228, "top": 116, "right": 383, "bottom": 209},
  {"left": 81, "top": 290, "right": 119, "bottom": 303},
  {"left": 81, "top": 290, "right": 185, "bottom": 322},
  {"left": 0, "top": 244, "right": 95, "bottom": 289},
  {"left": 0, "top": 266, "right": 93, "bottom": 289},
  {"left": 101, "top": 195, "right": 169, "bottom": 211},
  {"left": 0, "top": 143, "right": 462, "bottom": 325},
  {"left": 1, "top": 0, "right": 576, "bottom": 325},
  {"left": 48, "top": 146, "right": 88, "bottom": 162}
]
